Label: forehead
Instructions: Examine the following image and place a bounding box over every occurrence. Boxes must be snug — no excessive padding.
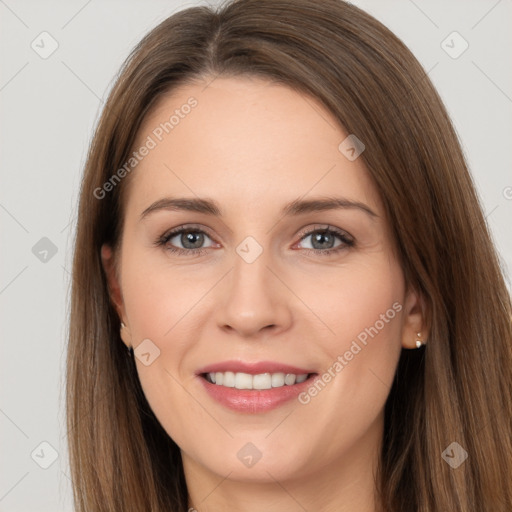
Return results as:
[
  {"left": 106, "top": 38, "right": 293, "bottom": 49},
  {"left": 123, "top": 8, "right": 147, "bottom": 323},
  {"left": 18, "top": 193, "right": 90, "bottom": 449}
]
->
[{"left": 124, "top": 76, "right": 380, "bottom": 217}]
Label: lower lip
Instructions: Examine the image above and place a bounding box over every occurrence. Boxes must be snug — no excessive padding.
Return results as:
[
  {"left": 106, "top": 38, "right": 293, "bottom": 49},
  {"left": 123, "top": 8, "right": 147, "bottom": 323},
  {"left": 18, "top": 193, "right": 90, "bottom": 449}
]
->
[{"left": 198, "top": 374, "right": 316, "bottom": 413}]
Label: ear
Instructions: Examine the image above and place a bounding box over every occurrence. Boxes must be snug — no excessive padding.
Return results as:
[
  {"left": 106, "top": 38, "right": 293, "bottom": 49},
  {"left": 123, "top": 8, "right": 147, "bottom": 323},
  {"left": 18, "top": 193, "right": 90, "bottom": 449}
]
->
[
  {"left": 101, "top": 244, "right": 132, "bottom": 348},
  {"left": 401, "top": 286, "right": 429, "bottom": 349}
]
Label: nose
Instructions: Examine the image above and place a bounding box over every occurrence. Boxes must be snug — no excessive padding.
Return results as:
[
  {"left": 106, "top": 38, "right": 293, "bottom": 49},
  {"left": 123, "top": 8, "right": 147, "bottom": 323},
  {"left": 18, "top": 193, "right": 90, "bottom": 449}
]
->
[{"left": 215, "top": 247, "right": 293, "bottom": 339}]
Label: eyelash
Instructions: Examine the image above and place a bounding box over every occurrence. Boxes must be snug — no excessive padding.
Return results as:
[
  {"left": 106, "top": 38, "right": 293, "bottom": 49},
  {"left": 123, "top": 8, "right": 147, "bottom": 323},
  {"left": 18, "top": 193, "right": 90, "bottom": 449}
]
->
[{"left": 154, "top": 224, "right": 355, "bottom": 257}]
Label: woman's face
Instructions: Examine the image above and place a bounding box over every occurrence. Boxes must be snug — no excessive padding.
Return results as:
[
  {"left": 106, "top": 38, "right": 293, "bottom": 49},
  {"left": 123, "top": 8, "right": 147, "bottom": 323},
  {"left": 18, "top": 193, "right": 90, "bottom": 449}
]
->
[{"left": 103, "top": 76, "right": 422, "bottom": 486}]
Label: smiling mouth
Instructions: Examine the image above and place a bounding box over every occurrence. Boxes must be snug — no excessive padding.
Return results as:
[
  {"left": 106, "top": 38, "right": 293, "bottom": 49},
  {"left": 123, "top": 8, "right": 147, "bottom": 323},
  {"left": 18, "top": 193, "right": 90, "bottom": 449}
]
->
[{"left": 201, "top": 371, "right": 317, "bottom": 390}]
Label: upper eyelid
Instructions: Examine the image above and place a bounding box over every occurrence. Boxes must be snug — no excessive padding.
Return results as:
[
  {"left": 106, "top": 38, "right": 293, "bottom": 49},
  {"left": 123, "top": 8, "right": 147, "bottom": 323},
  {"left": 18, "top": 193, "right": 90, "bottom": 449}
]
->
[
  {"left": 166, "top": 224, "right": 216, "bottom": 240},
  {"left": 296, "top": 224, "right": 352, "bottom": 239}
]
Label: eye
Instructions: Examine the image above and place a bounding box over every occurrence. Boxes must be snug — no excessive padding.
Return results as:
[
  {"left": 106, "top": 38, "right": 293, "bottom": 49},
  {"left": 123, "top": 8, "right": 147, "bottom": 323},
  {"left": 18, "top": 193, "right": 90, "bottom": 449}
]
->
[
  {"left": 155, "top": 225, "right": 217, "bottom": 256},
  {"left": 295, "top": 225, "right": 355, "bottom": 256},
  {"left": 155, "top": 223, "right": 355, "bottom": 257}
]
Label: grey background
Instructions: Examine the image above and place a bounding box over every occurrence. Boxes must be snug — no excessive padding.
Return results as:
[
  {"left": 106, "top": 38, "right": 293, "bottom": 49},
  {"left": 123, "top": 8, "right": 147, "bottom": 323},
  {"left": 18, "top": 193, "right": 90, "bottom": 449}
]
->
[{"left": 1, "top": 0, "right": 511, "bottom": 510}]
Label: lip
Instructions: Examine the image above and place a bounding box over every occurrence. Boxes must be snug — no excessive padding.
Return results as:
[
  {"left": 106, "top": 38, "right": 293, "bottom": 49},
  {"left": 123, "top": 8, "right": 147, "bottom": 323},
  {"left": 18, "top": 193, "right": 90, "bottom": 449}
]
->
[
  {"left": 196, "top": 360, "right": 314, "bottom": 376},
  {"left": 196, "top": 360, "right": 317, "bottom": 413}
]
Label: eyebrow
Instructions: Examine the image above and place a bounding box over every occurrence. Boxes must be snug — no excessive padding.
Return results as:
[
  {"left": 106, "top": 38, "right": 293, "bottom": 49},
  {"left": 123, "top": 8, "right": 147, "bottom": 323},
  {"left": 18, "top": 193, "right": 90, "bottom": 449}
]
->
[{"left": 139, "top": 195, "right": 377, "bottom": 221}]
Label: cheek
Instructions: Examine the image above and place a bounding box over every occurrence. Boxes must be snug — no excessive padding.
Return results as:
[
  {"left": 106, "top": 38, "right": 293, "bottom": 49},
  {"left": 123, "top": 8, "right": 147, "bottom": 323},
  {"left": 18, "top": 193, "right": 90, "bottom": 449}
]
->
[
  {"left": 292, "top": 256, "right": 404, "bottom": 404},
  {"left": 121, "top": 249, "right": 208, "bottom": 341},
  {"left": 119, "top": 252, "right": 214, "bottom": 439},
  {"left": 296, "top": 255, "right": 404, "bottom": 356},
  {"left": 339, "top": 263, "right": 403, "bottom": 375},
  {"left": 294, "top": 258, "right": 404, "bottom": 446}
]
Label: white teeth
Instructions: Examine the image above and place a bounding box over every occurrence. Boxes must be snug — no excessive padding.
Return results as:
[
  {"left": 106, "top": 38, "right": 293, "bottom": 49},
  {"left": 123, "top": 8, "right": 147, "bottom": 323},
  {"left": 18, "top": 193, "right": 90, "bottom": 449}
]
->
[
  {"left": 235, "top": 372, "right": 253, "bottom": 389},
  {"left": 253, "top": 373, "right": 272, "bottom": 390},
  {"left": 271, "top": 372, "right": 285, "bottom": 387},
  {"left": 223, "top": 371, "right": 235, "bottom": 387},
  {"left": 284, "top": 374, "right": 296, "bottom": 385},
  {"left": 205, "top": 371, "right": 309, "bottom": 389}
]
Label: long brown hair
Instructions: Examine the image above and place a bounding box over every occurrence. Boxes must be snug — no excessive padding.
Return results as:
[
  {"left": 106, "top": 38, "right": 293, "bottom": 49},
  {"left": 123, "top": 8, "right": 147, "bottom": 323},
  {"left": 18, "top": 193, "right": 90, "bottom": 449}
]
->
[{"left": 66, "top": 0, "right": 512, "bottom": 510}]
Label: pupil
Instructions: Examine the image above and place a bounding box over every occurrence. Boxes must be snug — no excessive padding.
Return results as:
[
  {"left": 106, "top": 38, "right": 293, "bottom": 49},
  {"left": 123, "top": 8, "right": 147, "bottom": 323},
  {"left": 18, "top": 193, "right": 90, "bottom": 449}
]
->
[
  {"left": 182, "top": 231, "right": 204, "bottom": 249},
  {"left": 312, "top": 231, "right": 333, "bottom": 249}
]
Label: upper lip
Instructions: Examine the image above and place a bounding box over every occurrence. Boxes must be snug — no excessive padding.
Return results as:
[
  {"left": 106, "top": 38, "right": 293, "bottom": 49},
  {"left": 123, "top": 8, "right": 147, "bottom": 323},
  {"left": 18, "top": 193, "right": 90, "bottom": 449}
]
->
[{"left": 196, "top": 360, "right": 315, "bottom": 376}]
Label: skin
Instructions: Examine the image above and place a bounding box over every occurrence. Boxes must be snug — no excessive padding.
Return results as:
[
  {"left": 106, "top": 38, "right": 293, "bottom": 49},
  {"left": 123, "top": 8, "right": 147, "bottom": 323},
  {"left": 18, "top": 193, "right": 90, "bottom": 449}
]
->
[{"left": 102, "top": 76, "right": 427, "bottom": 512}]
